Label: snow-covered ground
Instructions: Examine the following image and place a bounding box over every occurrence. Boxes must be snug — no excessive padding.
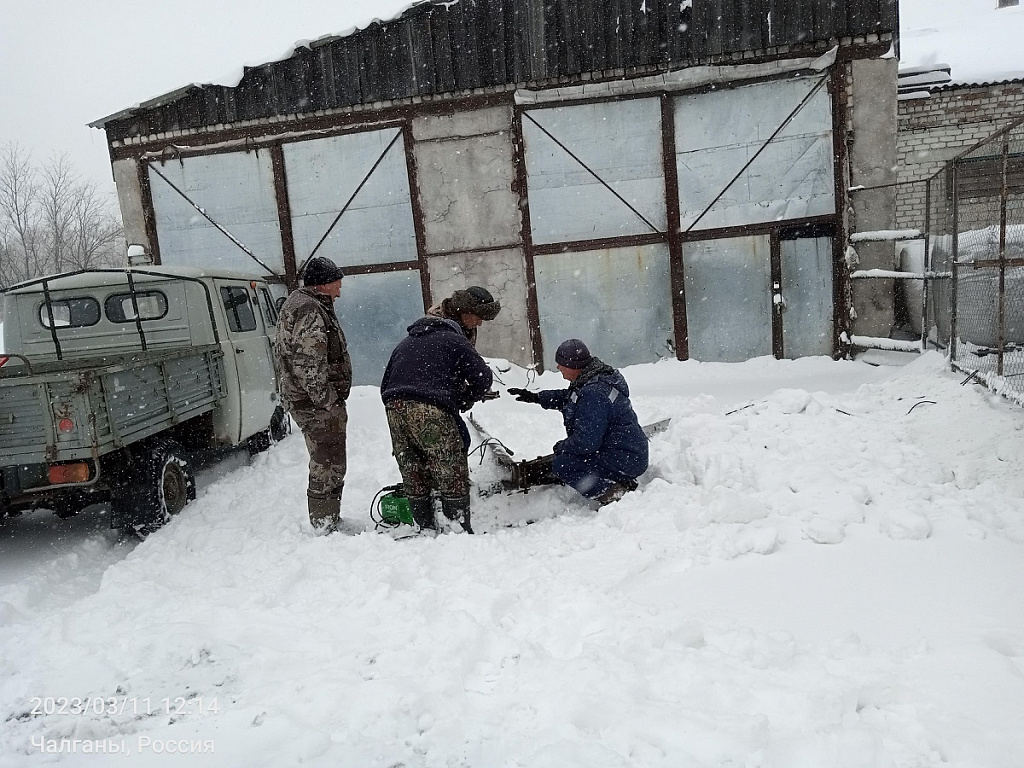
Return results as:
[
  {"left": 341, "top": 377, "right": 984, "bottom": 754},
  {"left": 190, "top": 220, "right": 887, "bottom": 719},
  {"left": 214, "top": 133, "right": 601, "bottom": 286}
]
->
[{"left": 1, "top": 352, "right": 1023, "bottom": 767}]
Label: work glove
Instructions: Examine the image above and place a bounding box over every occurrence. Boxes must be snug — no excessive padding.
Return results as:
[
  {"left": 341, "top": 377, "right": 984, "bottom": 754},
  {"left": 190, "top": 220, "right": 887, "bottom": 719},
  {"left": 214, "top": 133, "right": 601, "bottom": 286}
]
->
[{"left": 507, "top": 387, "right": 540, "bottom": 404}]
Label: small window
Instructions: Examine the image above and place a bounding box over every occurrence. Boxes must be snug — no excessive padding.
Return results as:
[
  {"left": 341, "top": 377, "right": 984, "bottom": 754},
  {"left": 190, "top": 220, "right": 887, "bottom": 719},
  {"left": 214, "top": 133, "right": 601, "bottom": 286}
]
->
[
  {"left": 104, "top": 291, "right": 168, "bottom": 323},
  {"left": 39, "top": 297, "right": 100, "bottom": 329},
  {"left": 220, "top": 286, "right": 257, "bottom": 333},
  {"left": 259, "top": 287, "right": 278, "bottom": 327}
]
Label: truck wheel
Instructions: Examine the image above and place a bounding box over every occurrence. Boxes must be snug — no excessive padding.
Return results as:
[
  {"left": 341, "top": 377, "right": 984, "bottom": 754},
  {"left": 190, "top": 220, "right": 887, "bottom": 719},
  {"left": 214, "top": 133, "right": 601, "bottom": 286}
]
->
[
  {"left": 249, "top": 407, "right": 288, "bottom": 455},
  {"left": 111, "top": 440, "right": 195, "bottom": 535},
  {"left": 247, "top": 429, "right": 271, "bottom": 455},
  {"left": 269, "top": 406, "right": 289, "bottom": 442},
  {"left": 150, "top": 440, "right": 195, "bottom": 518}
]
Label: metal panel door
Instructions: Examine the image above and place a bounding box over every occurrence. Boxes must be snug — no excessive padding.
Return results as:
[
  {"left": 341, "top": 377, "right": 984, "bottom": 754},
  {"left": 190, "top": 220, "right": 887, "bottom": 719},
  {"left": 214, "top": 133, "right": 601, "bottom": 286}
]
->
[
  {"left": 216, "top": 281, "right": 277, "bottom": 443},
  {"left": 780, "top": 236, "right": 834, "bottom": 358},
  {"left": 682, "top": 236, "right": 773, "bottom": 362}
]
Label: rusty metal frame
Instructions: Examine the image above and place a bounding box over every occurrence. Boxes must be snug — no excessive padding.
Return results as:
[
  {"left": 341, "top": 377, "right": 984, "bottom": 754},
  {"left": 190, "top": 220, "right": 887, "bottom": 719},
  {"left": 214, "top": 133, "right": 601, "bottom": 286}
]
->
[
  {"left": 137, "top": 160, "right": 162, "bottom": 265},
  {"left": 830, "top": 62, "right": 849, "bottom": 360},
  {"left": 769, "top": 230, "right": 784, "bottom": 358},
  {"left": 270, "top": 145, "right": 298, "bottom": 289},
  {"left": 145, "top": 159, "right": 282, "bottom": 279},
  {"left": 402, "top": 122, "right": 433, "bottom": 312},
  {"left": 299, "top": 129, "right": 405, "bottom": 274},
  {"left": 661, "top": 93, "right": 688, "bottom": 360},
  {"left": 996, "top": 134, "right": 1010, "bottom": 376},
  {"left": 511, "top": 104, "right": 546, "bottom": 369},
  {"left": 519, "top": 110, "right": 663, "bottom": 236},
  {"left": 922, "top": 169, "right": 932, "bottom": 348},
  {"left": 681, "top": 75, "right": 829, "bottom": 235},
  {"left": 515, "top": 72, "right": 842, "bottom": 365}
]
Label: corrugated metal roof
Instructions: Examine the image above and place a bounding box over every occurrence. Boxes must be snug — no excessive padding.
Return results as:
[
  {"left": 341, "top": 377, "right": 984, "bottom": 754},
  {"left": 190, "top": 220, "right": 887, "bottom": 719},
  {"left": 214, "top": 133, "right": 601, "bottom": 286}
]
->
[{"left": 93, "top": 0, "right": 899, "bottom": 143}]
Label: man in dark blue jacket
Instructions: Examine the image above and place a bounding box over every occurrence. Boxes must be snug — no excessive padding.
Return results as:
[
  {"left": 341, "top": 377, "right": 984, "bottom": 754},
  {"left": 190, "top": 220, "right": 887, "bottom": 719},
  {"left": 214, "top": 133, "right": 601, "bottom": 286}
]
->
[
  {"left": 508, "top": 339, "right": 648, "bottom": 505},
  {"left": 381, "top": 316, "right": 494, "bottom": 533}
]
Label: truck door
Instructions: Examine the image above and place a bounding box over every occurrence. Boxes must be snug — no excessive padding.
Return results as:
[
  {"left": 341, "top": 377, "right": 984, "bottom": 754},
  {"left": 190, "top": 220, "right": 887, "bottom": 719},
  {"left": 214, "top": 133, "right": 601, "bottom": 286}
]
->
[{"left": 216, "top": 281, "right": 278, "bottom": 443}]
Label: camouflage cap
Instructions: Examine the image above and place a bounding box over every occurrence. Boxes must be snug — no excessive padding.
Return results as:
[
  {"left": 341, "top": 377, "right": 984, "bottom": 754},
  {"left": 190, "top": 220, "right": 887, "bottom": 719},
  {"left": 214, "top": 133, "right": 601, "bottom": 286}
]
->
[{"left": 451, "top": 286, "right": 501, "bottom": 321}]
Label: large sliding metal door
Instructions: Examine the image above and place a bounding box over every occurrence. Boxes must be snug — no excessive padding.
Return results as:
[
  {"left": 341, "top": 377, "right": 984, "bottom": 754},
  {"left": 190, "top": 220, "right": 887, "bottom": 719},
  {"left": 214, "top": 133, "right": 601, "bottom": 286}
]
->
[
  {"left": 521, "top": 97, "right": 674, "bottom": 369},
  {"left": 681, "top": 232, "right": 835, "bottom": 362},
  {"left": 282, "top": 128, "right": 424, "bottom": 384},
  {"left": 519, "top": 73, "right": 840, "bottom": 369},
  {"left": 146, "top": 125, "right": 426, "bottom": 386}
]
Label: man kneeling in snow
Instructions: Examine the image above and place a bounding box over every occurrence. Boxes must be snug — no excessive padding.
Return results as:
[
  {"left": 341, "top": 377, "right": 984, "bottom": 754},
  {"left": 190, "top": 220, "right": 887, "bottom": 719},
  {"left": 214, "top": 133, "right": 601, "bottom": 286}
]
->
[{"left": 508, "top": 339, "right": 648, "bottom": 505}]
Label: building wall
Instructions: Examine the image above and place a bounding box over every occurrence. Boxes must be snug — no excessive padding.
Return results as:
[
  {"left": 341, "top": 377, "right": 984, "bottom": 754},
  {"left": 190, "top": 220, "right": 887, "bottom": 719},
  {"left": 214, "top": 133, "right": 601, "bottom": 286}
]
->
[
  {"left": 849, "top": 57, "right": 899, "bottom": 337},
  {"left": 111, "top": 158, "right": 148, "bottom": 250},
  {"left": 411, "top": 104, "right": 534, "bottom": 365},
  {"left": 104, "top": 47, "right": 898, "bottom": 374},
  {"left": 896, "top": 82, "right": 1024, "bottom": 231}
]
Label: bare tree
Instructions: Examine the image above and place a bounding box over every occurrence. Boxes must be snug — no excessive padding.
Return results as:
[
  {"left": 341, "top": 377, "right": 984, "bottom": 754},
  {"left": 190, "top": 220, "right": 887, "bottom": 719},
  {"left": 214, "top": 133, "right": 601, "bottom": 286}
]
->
[{"left": 0, "top": 143, "right": 124, "bottom": 287}]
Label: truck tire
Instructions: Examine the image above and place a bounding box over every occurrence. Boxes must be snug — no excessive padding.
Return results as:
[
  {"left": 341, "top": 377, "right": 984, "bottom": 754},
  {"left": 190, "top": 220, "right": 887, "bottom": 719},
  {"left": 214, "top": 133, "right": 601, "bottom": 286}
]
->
[
  {"left": 111, "top": 439, "right": 195, "bottom": 535},
  {"left": 270, "top": 406, "right": 289, "bottom": 442},
  {"left": 249, "top": 407, "right": 288, "bottom": 456},
  {"left": 247, "top": 429, "right": 271, "bottom": 455}
]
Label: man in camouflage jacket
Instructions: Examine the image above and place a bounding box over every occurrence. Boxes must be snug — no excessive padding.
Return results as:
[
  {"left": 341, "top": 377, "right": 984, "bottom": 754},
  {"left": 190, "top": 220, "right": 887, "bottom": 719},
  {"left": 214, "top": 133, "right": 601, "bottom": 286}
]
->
[{"left": 274, "top": 256, "right": 352, "bottom": 533}]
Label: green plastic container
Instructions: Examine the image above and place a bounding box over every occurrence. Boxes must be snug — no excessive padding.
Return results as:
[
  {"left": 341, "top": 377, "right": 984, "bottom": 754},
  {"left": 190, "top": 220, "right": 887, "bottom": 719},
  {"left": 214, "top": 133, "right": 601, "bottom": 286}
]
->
[{"left": 380, "top": 491, "right": 413, "bottom": 525}]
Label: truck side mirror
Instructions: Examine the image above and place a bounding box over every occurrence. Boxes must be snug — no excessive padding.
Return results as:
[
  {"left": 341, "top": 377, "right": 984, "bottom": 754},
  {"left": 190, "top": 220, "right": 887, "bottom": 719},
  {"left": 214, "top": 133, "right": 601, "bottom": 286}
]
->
[{"left": 127, "top": 244, "right": 153, "bottom": 266}]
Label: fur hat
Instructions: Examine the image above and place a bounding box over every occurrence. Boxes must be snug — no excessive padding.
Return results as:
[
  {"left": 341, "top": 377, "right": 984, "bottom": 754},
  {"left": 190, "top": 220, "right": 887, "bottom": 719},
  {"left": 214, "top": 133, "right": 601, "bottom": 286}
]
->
[
  {"left": 302, "top": 257, "right": 345, "bottom": 286},
  {"left": 449, "top": 286, "right": 501, "bottom": 321},
  {"left": 555, "top": 338, "right": 592, "bottom": 369}
]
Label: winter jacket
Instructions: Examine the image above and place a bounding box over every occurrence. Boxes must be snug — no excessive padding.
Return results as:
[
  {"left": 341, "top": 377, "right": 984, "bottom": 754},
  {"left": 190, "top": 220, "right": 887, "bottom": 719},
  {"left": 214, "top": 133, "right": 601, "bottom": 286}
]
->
[
  {"left": 274, "top": 287, "right": 352, "bottom": 412},
  {"left": 380, "top": 317, "right": 493, "bottom": 417},
  {"left": 536, "top": 359, "right": 648, "bottom": 480}
]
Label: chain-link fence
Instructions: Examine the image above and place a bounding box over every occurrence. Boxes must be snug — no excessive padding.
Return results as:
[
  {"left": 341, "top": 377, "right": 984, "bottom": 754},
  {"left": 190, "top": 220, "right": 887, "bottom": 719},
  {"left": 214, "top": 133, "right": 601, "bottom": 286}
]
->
[{"left": 926, "top": 116, "right": 1024, "bottom": 405}]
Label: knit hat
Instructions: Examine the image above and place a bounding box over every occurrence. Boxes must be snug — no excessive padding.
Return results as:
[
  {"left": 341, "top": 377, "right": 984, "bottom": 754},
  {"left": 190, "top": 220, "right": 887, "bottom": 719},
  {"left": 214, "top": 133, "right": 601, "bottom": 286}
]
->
[
  {"left": 302, "top": 257, "right": 345, "bottom": 286},
  {"left": 555, "top": 338, "right": 592, "bottom": 369},
  {"left": 450, "top": 286, "right": 501, "bottom": 321}
]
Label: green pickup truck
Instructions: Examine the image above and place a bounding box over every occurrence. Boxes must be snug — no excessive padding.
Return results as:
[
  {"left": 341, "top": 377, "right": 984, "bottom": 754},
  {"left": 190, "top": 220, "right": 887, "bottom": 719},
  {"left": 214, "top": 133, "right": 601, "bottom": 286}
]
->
[{"left": 0, "top": 266, "right": 286, "bottom": 532}]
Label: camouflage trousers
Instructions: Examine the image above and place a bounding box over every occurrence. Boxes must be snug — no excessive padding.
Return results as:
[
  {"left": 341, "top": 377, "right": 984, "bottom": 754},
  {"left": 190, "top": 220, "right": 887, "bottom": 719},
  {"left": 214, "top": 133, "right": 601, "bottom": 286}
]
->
[
  {"left": 289, "top": 404, "right": 348, "bottom": 499},
  {"left": 385, "top": 400, "right": 469, "bottom": 499}
]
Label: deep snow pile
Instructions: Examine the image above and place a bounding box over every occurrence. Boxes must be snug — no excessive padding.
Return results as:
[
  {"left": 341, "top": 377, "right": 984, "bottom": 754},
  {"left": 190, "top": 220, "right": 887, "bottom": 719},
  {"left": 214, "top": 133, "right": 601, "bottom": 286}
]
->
[{"left": 1, "top": 353, "right": 1023, "bottom": 767}]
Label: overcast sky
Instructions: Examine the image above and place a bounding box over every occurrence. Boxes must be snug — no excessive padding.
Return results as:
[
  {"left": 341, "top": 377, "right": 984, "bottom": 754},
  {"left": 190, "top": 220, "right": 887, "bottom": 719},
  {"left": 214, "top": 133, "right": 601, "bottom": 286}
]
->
[
  {"left": 1, "top": 0, "right": 1020, "bottom": 205},
  {"left": 0, "top": 0, "right": 412, "bottom": 198}
]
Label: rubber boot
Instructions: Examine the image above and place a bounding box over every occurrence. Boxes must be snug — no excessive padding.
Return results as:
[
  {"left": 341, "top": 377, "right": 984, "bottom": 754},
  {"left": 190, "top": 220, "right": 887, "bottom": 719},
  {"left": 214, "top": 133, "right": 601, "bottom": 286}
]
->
[
  {"left": 308, "top": 493, "right": 341, "bottom": 533},
  {"left": 595, "top": 482, "right": 628, "bottom": 507},
  {"left": 408, "top": 496, "right": 437, "bottom": 532},
  {"left": 440, "top": 496, "right": 474, "bottom": 534}
]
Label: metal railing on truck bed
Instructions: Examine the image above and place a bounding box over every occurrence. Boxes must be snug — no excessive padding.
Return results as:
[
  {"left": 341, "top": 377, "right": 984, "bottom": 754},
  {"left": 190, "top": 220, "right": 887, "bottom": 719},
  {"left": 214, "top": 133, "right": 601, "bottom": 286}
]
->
[{"left": 0, "top": 345, "right": 226, "bottom": 466}]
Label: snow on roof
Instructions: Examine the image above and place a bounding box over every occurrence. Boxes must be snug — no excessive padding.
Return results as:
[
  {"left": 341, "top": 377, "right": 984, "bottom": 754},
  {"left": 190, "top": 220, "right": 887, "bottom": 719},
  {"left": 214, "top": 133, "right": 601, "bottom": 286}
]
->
[
  {"left": 90, "top": 0, "right": 424, "bottom": 128},
  {"left": 900, "top": 0, "right": 1024, "bottom": 87}
]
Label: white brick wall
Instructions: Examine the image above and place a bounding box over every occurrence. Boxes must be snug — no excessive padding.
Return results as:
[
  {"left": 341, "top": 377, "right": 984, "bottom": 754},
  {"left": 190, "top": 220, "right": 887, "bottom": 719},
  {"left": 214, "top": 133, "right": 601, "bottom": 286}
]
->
[{"left": 896, "top": 82, "right": 1024, "bottom": 230}]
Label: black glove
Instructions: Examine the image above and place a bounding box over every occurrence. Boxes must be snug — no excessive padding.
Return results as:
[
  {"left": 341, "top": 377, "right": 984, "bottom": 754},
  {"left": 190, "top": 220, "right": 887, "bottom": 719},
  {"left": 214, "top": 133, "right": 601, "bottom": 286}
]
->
[
  {"left": 481, "top": 390, "right": 500, "bottom": 401},
  {"left": 507, "top": 388, "right": 540, "bottom": 404}
]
